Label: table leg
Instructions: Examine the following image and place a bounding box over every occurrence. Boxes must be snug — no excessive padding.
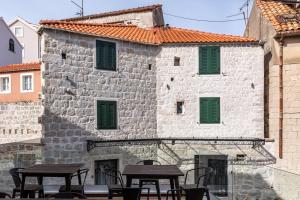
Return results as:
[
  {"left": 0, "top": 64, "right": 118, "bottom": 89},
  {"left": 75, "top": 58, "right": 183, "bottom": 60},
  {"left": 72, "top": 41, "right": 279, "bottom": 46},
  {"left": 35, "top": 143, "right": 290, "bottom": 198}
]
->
[
  {"left": 65, "top": 175, "right": 72, "bottom": 191},
  {"left": 126, "top": 176, "right": 132, "bottom": 187},
  {"left": 20, "top": 174, "right": 26, "bottom": 198},
  {"left": 38, "top": 176, "right": 44, "bottom": 198},
  {"left": 169, "top": 178, "right": 175, "bottom": 200},
  {"left": 174, "top": 177, "right": 181, "bottom": 200},
  {"left": 77, "top": 170, "right": 82, "bottom": 185}
]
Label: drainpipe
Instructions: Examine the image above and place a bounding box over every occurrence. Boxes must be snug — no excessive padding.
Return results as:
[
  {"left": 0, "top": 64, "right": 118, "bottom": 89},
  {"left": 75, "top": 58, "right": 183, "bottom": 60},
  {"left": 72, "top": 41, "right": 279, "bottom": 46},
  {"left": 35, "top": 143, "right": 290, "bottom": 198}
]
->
[{"left": 279, "top": 35, "right": 284, "bottom": 159}]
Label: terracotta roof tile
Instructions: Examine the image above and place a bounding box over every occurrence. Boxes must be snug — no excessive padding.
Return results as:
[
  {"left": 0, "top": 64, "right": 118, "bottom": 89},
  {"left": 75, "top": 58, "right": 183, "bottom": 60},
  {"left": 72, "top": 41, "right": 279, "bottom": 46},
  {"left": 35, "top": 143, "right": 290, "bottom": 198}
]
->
[
  {"left": 62, "top": 4, "right": 162, "bottom": 22},
  {"left": 40, "top": 20, "right": 256, "bottom": 45},
  {"left": 257, "top": 0, "right": 300, "bottom": 34},
  {"left": 0, "top": 62, "right": 41, "bottom": 74}
]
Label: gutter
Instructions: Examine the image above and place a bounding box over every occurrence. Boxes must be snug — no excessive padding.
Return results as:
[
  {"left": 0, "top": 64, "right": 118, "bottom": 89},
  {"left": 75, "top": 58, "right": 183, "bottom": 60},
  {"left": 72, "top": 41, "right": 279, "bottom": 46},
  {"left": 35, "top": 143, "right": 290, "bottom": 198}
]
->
[{"left": 278, "top": 35, "right": 284, "bottom": 159}]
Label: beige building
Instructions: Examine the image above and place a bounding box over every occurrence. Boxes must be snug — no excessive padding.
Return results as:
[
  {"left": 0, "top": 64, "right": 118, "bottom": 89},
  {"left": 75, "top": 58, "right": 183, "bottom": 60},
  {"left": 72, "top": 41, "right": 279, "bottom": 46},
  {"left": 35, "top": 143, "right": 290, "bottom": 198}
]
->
[
  {"left": 245, "top": 0, "right": 300, "bottom": 174},
  {"left": 9, "top": 17, "right": 40, "bottom": 63}
]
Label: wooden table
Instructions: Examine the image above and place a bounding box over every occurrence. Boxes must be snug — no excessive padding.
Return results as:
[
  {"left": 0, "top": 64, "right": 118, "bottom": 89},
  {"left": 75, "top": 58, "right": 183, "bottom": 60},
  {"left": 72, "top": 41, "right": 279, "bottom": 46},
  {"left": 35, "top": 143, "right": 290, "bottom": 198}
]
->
[
  {"left": 19, "top": 164, "right": 83, "bottom": 198},
  {"left": 123, "top": 165, "right": 184, "bottom": 200}
]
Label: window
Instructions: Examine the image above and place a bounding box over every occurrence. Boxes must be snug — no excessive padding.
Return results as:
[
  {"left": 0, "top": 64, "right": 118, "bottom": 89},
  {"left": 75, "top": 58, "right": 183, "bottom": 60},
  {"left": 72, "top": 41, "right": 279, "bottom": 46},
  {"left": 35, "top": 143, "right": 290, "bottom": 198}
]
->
[
  {"left": 20, "top": 73, "right": 34, "bottom": 92},
  {"left": 14, "top": 26, "right": 23, "bottom": 37},
  {"left": 176, "top": 101, "right": 184, "bottom": 114},
  {"left": 199, "top": 46, "right": 220, "bottom": 74},
  {"left": 200, "top": 97, "right": 220, "bottom": 123},
  {"left": 174, "top": 56, "right": 180, "bottom": 66},
  {"left": 95, "top": 159, "right": 118, "bottom": 185},
  {"left": 21, "top": 43, "right": 25, "bottom": 58},
  {"left": 96, "top": 40, "right": 116, "bottom": 71},
  {"left": 97, "top": 100, "right": 117, "bottom": 129},
  {"left": 9, "top": 39, "right": 14, "bottom": 52},
  {"left": 0, "top": 75, "right": 11, "bottom": 93}
]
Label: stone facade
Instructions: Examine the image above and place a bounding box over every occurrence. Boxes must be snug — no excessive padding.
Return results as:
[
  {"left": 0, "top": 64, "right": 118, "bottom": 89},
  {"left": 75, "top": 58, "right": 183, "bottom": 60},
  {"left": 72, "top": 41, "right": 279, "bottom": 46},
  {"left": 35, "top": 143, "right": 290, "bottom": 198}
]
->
[
  {"left": 0, "top": 101, "right": 42, "bottom": 144},
  {"left": 156, "top": 44, "right": 264, "bottom": 138},
  {"left": 41, "top": 29, "right": 158, "bottom": 181}
]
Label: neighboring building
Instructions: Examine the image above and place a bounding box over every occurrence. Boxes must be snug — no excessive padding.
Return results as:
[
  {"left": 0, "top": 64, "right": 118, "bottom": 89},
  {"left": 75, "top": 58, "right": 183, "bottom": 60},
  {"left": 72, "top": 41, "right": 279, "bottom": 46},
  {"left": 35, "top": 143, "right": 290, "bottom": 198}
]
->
[
  {"left": 9, "top": 17, "right": 40, "bottom": 63},
  {"left": 245, "top": 0, "right": 300, "bottom": 174},
  {"left": 38, "top": 19, "right": 272, "bottom": 199},
  {"left": 0, "top": 17, "right": 22, "bottom": 66},
  {"left": 62, "top": 4, "right": 164, "bottom": 28}
]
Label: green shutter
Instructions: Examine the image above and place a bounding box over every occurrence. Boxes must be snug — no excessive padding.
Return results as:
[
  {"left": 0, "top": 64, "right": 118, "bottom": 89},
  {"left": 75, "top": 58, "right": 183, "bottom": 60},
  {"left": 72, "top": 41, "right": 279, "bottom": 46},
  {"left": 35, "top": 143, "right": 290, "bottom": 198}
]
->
[
  {"left": 200, "top": 97, "right": 220, "bottom": 123},
  {"left": 199, "top": 46, "right": 220, "bottom": 74},
  {"left": 97, "top": 100, "right": 117, "bottom": 129},
  {"left": 96, "top": 40, "right": 116, "bottom": 71}
]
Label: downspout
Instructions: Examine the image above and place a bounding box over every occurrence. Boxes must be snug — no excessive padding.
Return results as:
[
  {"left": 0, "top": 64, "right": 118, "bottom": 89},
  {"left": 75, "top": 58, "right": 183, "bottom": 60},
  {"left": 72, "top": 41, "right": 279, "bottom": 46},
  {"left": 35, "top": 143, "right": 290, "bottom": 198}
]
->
[{"left": 278, "top": 35, "right": 284, "bottom": 159}]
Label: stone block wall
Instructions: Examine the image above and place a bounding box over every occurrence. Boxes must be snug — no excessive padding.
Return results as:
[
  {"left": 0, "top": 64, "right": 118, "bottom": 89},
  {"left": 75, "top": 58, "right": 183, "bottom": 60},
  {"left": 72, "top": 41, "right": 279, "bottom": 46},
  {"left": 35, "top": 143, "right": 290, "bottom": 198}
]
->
[
  {"left": 156, "top": 44, "right": 264, "bottom": 138},
  {"left": 41, "top": 29, "right": 158, "bottom": 178},
  {"left": 0, "top": 101, "right": 42, "bottom": 144}
]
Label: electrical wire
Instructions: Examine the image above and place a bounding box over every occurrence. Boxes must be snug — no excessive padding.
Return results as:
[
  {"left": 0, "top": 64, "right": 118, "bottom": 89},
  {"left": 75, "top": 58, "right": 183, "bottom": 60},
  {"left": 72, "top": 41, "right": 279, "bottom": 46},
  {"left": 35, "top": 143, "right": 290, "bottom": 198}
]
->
[{"left": 164, "top": 12, "right": 245, "bottom": 23}]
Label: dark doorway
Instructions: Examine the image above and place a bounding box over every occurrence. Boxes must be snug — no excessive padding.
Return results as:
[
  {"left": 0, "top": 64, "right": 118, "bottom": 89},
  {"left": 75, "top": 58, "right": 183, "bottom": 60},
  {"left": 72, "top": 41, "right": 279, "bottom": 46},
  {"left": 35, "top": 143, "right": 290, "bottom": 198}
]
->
[{"left": 95, "top": 159, "right": 118, "bottom": 185}]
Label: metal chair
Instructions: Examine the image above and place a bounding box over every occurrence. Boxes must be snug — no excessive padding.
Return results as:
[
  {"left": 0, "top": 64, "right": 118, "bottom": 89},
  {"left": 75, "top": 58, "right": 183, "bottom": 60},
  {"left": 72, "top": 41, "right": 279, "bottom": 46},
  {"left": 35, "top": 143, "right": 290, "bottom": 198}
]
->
[
  {"left": 180, "top": 167, "right": 213, "bottom": 200},
  {"left": 49, "top": 192, "right": 87, "bottom": 199},
  {"left": 136, "top": 160, "right": 161, "bottom": 200},
  {"left": 0, "top": 192, "right": 12, "bottom": 198},
  {"left": 100, "top": 168, "right": 149, "bottom": 200},
  {"left": 166, "top": 187, "right": 206, "bottom": 200},
  {"left": 9, "top": 168, "right": 43, "bottom": 198},
  {"left": 59, "top": 168, "right": 89, "bottom": 194}
]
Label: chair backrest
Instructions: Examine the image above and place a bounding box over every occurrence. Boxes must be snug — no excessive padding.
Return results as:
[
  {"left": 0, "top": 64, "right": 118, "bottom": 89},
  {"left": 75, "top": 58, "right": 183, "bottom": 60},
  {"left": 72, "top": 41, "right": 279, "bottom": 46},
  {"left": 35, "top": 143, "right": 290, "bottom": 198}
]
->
[
  {"left": 0, "top": 192, "right": 11, "bottom": 198},
  {"left": 185, "top": 188, "right": 206, "bottom": 200},
  {"left": 9, "top": 168, "right": 24, "bottom": 188},
  {"left": 122, "top": 188, "right": 141, "bottom": 200},
  {"left": 49, "top": 192, "right": 87, "bottom": 199},
  {"left": 136, "top": 160, "right": 161, "bottom": 165},
  {"left": 101, "top": 168, "right": 124, "bottom": 187},
  {"left": 184, "top": 167, "right": 213, "bottom": 187},
  {"left": 72, "top": 168, "right": 89, "bottom": 185}
]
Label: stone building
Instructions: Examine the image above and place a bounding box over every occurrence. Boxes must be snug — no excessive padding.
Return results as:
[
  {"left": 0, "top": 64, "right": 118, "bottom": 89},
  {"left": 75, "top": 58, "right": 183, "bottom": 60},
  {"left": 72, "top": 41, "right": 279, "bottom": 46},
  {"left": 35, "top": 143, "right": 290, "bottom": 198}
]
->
[{"left": 245, "top": 0, "right": 300, "bottom": 174}]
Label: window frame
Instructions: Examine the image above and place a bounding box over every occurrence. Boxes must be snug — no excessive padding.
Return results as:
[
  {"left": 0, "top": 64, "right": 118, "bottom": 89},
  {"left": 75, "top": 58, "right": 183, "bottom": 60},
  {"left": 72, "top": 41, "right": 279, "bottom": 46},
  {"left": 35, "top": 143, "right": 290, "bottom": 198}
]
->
[
  {"left": 9, "top": 39, "right": 15, "bottom": 52},
  {"left": 0, "top": 74, "right": 11, "bottom": 94},
  {"left": 95, "top": 99, "right": 118, "bottom": 130},
  {"left": 176, "top": 101, "right": 184, "bottom": 114},
  {"left": 198, "top": 45, "right": 221, "bottom": 75},
  {"left": 20, "top": 73, "right": 34, "bottom": 93},
  {"left": 95, "top": 39, "right": 118, "bottom": 71},
  {"left": 199, "top": 97, "right": 220, "bottom": 124},
  {"left": 14, "top": 26, "right": 24, "bottom": 37}
]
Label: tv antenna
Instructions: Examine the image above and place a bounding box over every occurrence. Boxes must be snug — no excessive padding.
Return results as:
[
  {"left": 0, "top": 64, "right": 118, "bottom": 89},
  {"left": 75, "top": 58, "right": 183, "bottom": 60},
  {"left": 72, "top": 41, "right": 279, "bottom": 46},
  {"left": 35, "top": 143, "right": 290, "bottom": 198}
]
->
[
  {"left": 71, "top": 0, "right": 84, "bottom": 17},
  {"left": 227, "top": 0, "right": 250, "bottom": 25}
]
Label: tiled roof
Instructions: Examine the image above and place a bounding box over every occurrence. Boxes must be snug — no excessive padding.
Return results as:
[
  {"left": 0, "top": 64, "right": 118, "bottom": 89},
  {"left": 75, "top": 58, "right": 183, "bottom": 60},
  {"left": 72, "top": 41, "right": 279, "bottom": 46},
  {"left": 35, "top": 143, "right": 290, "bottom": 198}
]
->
[
  {"left": 0, "top": 62, "right": 41, "bottom": 74},
  {"left": 40, "top": 20, "right": 256, "bottom": 45},
  {"left": 257, "top": 0, "right": 300, "bottom": 34},
  {"left": 62, "top": 4, "right": 162, "bottom": 22}
]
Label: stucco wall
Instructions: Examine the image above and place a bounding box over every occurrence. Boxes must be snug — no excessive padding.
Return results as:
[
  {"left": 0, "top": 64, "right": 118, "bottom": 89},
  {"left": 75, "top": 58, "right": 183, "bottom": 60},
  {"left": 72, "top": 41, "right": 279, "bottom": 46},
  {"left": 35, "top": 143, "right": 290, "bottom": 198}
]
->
[
  {"left": 9, "top": 20, "right": 39, "bottom": 63},
  {"left": 156, "top": 44, "right": 264, "bottom": 138},
  {"left": 0, "top": 18, "right": 22, "bottom": 66}
]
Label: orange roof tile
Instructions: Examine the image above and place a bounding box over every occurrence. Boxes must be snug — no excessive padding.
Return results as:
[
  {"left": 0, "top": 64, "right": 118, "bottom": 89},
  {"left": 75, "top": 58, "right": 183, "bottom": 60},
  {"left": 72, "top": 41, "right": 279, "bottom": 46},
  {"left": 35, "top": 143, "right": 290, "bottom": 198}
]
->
[
  {"left": 0, "top": 62, "right": 41, "bottom": 74},
  {"left": 62, "top": 4, "right": 162, "bottom": 22},
  {"left": 257, "top": 0, "right": 300, "bottom": 34},
  {"left": 40, "top": 20, "right": 256, "bottom": 45}
]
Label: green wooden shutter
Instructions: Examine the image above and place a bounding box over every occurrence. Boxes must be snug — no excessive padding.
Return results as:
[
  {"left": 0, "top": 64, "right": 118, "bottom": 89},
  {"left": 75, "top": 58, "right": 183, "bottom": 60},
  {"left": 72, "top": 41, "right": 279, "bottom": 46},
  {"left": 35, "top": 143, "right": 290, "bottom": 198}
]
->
[
  {"left": 209, "top": 46, "right": 220, "bottom": 74},
  {"left": 200, "top": 97, "right": 220, "bottom": 123},
  {"left": 96, "top": 41, "right": 105, "bottom": 69},
  {"left": 199, "top": 46, "right": 220, "bottom": 74},
  {"left": 96, "top": 40, "right": 116, "bottom": 70},
  {"left": 199, "top": 46, "right": 208, "bottom": 74},
  {"left": 108, "top": 101, "right": 117, "bottom": 129},
  {"left": 97, "top": 100, "right": 117, "bottom": 129}
]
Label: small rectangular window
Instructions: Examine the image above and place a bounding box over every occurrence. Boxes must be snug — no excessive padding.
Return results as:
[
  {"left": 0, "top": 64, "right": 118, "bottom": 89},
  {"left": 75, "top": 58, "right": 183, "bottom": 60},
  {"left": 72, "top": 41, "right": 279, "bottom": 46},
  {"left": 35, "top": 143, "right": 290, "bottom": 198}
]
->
[
  {"left": 96, "top": 40, "right": 116, "bottom": 71},
  {"left": 174, "top": 56, "right": 180, "bottom": 66},
  {"left": 97, "top": 100, "right": 117, "bottom": 129},
  {"left": 20, "top": 73, "right": 34, "bottom": 92},
  {"left": 14, "top": 26, "right": 23, "bottom": 37},
  {"left": 0, "top": 75, "right": 11, "bottom": 93},
  {"left": 200, "top": 97, "right": 220, "bottom": 123},
  {"left": 176, "top": 101, "right": 184, "bottom": 114}
]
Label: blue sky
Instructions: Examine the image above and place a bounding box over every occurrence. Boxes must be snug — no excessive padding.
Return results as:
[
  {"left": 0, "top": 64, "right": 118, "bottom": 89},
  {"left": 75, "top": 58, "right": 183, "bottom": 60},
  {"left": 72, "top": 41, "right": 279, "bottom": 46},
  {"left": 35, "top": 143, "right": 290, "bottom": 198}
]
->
[{"left": 0, "top": 0, "right": 253, "bottom": 35}]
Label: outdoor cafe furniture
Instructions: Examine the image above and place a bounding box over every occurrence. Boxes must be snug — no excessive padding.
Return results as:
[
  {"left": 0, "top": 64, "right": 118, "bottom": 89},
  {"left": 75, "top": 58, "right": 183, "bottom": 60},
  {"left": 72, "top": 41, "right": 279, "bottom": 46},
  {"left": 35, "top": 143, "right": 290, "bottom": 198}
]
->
[
  {"left": 19, "top": 164, "right": 83, "bottom": 198},
  {"left": 0, "top": 192, "right": 12, "bottom": 198},
  {"left": 49, "top": 192, "right": 87, "bottom": 199},
  {"left": 166, "top": 187, "right": 207, "bottom": 200},
  {"left": 136, "top": 160, "right": 161, "bottom": 200},
  {"left": 59, "top": 168, "right": 89, "bottom": 194},
  {"left": 9, "top": 168, "right": 43, "bottom": 198},
  {"left": 123, "top": 164, "right": 184, "bottom": 200}
]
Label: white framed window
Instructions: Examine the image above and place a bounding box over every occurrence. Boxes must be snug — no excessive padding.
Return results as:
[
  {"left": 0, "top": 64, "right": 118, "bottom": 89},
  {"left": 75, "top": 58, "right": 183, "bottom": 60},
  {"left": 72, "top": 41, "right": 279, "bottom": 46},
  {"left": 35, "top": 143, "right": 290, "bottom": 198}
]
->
[
  {"left": 0, "top": 75, "right": 11, "bottom": 94},
  {"left": 21, "top": 43, "right": 25, "bottom": 58},
  {"left": 20, "top": 73, "right": 34, "bottom": 92},
  {"left": 14, "top": 26, "right": 23, "bottom": 37}
]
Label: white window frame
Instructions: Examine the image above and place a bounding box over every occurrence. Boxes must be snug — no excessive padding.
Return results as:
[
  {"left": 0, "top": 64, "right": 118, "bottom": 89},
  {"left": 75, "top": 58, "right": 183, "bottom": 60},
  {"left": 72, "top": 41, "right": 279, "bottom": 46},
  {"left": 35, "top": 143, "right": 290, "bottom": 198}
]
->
[
  {"left": 0, "top": 74, "right": 11, "bottom": 94},
  {"left": 20, "top": 73, "right": 34, "bottom": 93},
  {"left": 14, "top": 26, "right": 24, "bottom": 37}
]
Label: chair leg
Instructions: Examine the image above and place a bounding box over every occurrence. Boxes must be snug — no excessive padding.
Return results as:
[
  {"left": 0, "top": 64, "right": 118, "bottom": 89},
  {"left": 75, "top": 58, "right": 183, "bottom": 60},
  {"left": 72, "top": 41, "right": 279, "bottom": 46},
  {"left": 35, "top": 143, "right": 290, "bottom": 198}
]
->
[
  {"left": 205, "top": 189, "right": 210, "bottom": 200},
  {"left": 12, "top": 190, "right": 16, "bottom": 198},
  {"left": 155, "top": 181, "right": 161, "bottom": 200},
  {"left": 108, "top": 189, "right": 113, "bottom": 199}
]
